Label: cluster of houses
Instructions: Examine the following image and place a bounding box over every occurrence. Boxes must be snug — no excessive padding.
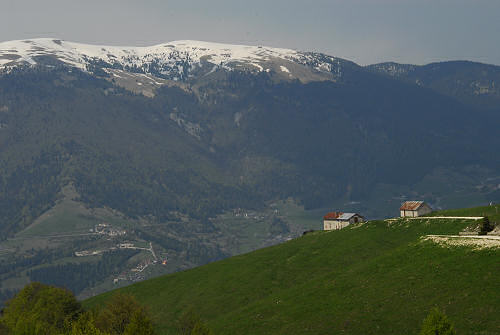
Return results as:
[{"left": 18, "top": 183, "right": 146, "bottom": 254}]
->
[
  {"left": 91, "top": 222, "right": 126, "bottom": 237},
  {"left": 323, "top": 201, "right": 432, "bottom": 231}
]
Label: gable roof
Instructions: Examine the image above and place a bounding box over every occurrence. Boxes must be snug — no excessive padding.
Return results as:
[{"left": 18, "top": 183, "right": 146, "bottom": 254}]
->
[
  {"left": 338, "top": 213, "right": 364, "bottom": 221},
  {"left": 324, "top": 212, "right": 342, "bottom": 220},
  {"left": 400, "top": 201, "right": 427, "bottom": 211}
]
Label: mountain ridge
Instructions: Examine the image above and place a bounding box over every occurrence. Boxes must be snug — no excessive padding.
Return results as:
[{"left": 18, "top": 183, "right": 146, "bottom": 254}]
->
[
  {"left": 0, "top": 38, "right": 345, "bottom": 82},
  {"left": 366, "top": 60, "right": 500, "bottom": 109}
]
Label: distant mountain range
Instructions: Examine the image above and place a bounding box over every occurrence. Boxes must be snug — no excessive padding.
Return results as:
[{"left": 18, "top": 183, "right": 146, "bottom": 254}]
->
[
  {"left": 367, "top": 61, "right": 500, "bottom": 110},
  {"left": 0, "top": 38, "right": 499, "bottom": 300}
]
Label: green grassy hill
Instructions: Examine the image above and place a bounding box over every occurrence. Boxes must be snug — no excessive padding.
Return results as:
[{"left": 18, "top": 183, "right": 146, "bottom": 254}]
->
[
  {"left": 85, "top": 204, "right": 500, "bottom": 334},
  {"left": 429, "top": 204, "right": 500, "bottom": 222}
]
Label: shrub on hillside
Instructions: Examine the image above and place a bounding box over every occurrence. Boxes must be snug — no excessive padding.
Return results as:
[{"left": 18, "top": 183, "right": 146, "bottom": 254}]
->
[
  {"left": 419, "top": 307, "right": 456, "bottom": 335},
  {"left": 479, "top": 216, "right": 494, "bottom": 235},
  {"left": 94, "top": 293, "right": 154, "bottom": 335},
  {"left": 70, "top": 312, "right": 107, "bottom": 335},
  {"left": 177, "top": 310, "right": 213, "bottom": 335}
]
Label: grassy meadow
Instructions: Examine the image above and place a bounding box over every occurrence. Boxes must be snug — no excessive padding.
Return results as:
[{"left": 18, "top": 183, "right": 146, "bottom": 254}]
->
[{"left": 85, "top": 205, "right": 500, "bottom": 334}]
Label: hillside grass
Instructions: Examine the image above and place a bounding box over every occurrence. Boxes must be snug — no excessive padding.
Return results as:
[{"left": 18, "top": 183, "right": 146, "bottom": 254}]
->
[
  {"left": 429, "top": 203, "right": 500, "bottom": 223},
  {"left": 85, "top": 207, "right": 500, "bottom": 334}
]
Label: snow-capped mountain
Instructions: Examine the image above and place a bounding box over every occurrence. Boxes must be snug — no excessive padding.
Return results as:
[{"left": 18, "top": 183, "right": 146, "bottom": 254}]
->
[{"left": 0, "top": 38, "right": 344, "bottom": 81}]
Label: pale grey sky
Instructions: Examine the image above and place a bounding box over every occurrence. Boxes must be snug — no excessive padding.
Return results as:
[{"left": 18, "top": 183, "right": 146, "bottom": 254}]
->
[{"left": 1, "top": 0, "right": 499, "bottom": 66}]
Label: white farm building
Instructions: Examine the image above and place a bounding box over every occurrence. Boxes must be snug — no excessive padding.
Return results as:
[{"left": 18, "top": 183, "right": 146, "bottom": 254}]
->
[
  {"left": 323, "top": 212, "right": 365, "bottom": 230},
  {"left": 400, "top": 201, "right": 432, "bottom": 217}
]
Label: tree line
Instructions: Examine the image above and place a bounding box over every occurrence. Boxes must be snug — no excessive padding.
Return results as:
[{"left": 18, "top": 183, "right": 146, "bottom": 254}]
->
[{"left": 0, "top": 282, "right": 214, "bottom": 335}]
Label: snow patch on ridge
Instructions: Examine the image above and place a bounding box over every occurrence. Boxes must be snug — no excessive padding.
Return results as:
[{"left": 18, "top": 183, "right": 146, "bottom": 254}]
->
[
  {"left": 0, "top": 38, "right": 342, "bottom": 81},
  {"left": 280, "top": 65, "right": 290, "bottom": 73}
]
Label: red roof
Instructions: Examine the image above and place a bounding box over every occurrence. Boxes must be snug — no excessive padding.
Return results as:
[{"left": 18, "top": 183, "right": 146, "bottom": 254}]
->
[
  {"left": 323, "top": 212, "right": 343, "bottom": 220},
  {"left": 400, "top": 201, "right": 425, "bottom": 211}
]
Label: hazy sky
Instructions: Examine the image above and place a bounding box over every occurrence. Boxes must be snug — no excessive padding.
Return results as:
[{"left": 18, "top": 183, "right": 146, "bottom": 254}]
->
[{"left": 1, "top": 0, "right": 499, "bottom": 66}]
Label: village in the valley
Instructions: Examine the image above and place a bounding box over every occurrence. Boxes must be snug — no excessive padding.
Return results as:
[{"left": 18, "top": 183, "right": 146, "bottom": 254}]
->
[{"left": 72, "top": 222, "right": 168, "bottom": 285}]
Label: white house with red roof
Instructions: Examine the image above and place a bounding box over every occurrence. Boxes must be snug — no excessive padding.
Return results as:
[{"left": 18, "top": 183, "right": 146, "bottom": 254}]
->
[{"left": 323, "top": 211, "right": 365, "bottom": 230}]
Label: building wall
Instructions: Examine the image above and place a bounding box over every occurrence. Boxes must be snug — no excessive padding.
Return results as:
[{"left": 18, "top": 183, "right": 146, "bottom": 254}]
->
[
  {"left": 324, "top": 220, "right": 351, "bottom": 230},
  {"left": 338, "top": 222, "right": 350, "bottom": 229},
  {"left": 417, "top": 205, "right": 432, "bottom": 216},
  {"left": 401, "top": 210, "right": 418, "bottom": 217},
  {"left": 401, "top": 206, "right": 432, "bottom": 217},
  {"left": 323, "top": 220, "right": 330, "bottom": 230}
]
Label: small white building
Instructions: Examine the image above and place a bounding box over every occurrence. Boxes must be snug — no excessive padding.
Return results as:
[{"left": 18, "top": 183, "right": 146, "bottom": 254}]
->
[
  {"left": 400, "top": 201, "right": 432, "bottom": 217},
  {"left": 323, "top": 212, "right": 365, "bottom": 230}
]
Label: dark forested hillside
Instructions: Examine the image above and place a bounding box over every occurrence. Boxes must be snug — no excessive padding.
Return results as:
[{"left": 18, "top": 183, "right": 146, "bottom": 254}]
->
[
  {"left": 0, "top": 68, "right": 495, "bottom": 234},
  {"left": 1, "top": 64, "right": 500, "bottom": 235}
]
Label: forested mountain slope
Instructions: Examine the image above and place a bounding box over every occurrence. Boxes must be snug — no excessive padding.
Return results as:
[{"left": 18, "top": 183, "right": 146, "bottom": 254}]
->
[{"left": 1, "top": 65, "right": 499, "bottom": 237}]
